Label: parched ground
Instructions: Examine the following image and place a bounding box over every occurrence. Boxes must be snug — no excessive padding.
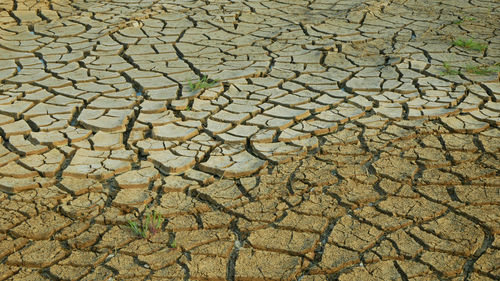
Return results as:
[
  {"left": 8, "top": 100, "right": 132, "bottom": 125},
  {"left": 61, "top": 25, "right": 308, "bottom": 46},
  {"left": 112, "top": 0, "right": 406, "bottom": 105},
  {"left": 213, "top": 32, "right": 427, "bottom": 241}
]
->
[{"left": 0, "top": 0, "right": 499, "bottom": 280}]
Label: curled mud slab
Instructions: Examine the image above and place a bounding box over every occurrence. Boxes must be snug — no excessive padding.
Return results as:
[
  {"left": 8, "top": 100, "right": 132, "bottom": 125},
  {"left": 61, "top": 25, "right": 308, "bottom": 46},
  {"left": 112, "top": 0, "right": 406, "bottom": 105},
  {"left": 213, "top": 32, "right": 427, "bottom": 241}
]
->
[{"left": 0, "top": 0, "right": 499, "bottom": 280}]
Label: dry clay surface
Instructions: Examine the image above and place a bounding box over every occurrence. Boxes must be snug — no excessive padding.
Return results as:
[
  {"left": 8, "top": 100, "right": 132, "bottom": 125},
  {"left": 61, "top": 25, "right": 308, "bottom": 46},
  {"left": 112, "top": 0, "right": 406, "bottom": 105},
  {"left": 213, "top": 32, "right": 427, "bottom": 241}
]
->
[{"left": 0, "top": 0, "right": 499, "bottom": 280}]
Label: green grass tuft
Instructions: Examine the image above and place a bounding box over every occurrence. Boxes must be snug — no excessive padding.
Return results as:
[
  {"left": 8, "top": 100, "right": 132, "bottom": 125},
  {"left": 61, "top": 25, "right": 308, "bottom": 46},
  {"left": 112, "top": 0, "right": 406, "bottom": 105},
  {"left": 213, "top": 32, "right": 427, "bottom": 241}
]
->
[
  {"left": 441, "top": 62, "right": 500, "bottom": 76},
  {"left": 128, "top": 220, "right": 146, "bottom": 238},
  {"left": 452, "top": 38, "right": 487, "bottom": 52},
  {"left": 188, "top": 75, "right": 218, "bottom": 92},
  {"left": 452, "top": 17, "right": 476, "bottom": 24},
  {"left": 464, "top": 63, "right": 500, "bottom": 75},
  {"left": 441, "top": 62, "right": 461, "bottom": 75},
  {"left": 127, "top": 210, "right": 164, "bottom": 238}
]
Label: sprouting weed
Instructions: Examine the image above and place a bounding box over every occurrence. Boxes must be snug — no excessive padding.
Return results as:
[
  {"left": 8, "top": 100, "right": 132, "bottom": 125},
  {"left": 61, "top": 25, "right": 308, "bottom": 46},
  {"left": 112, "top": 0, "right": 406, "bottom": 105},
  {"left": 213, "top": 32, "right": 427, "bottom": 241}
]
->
[
  {"left": 441, "top": 62, "right": 461, "bottom": 75},
  {"left": 452, "top": 17, "right": 476, "bottom": 24},
  {"left": 441, "top": 62, "right": 500, "bottom": 76},
  {"left": 148, "top": 211, "right": 163, "bottom": 236},
  {"left": 128, "top": 220, "right": 147, "bottom": 238},
  {"left": 127, "top": 210, "right": 164, "bottom": 238},
  {"left": 188, "top": 75, "right": 218, "bottom": 92},
  {"left": 464, "top": 63, "right": 500, "bottom": 75},
  {"left": 452, "top": 38, "right": 487, "bottom": 52},
  {"left": 170, "top": 240, "right": 177, "bottom": 248}
]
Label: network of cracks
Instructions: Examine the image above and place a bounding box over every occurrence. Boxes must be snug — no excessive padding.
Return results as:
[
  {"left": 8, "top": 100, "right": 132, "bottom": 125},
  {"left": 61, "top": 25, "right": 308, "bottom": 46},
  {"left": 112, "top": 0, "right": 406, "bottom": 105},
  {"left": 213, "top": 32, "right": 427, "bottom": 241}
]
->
[{"left": 0, "top": 0, "right": 498, "bottom": 280}]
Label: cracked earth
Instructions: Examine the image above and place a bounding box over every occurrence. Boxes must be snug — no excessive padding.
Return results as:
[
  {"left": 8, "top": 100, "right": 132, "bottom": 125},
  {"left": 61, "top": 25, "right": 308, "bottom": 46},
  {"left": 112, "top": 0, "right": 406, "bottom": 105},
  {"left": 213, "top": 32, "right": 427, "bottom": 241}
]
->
[{"left": 0, "top": 0, "right": 499, "bottom": 280}]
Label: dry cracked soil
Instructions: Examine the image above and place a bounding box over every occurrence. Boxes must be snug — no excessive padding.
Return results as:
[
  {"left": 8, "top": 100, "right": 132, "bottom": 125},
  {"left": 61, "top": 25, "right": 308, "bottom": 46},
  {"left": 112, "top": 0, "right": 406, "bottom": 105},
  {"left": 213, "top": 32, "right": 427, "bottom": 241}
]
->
[{"left": 0, "top": 0, "right": 499, "bottom": 280}]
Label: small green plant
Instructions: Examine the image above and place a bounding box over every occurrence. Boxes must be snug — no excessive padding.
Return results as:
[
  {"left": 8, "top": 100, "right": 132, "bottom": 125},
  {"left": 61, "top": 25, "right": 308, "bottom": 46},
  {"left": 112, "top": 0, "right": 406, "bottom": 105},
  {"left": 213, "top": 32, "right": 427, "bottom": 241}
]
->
[
  {"left": 185, "top": 105, "right": 191, "bottom": 111},
  {"left": 464, "top": 63, "right": 500, "bottom": 75},
  {"left": 452, "top": 38, "right": 487, "bottom": 52},
  {"left": 452, "top": 17, "right": 476, "bottom": 24},
  {"left": 128, "top": 220, "right": 146, "bottom": 238},
  {"left": 441, "top": 62, "right": 500, "bottom": 76},
  {"left": 188, "top": 75, "right": 218, "bottom": 92},
  {"left": 441, "top": 62, "right": 461, "bottom": 75},
  {"left": 127, "top": 210, "right": 164, "bottom": 238}
]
